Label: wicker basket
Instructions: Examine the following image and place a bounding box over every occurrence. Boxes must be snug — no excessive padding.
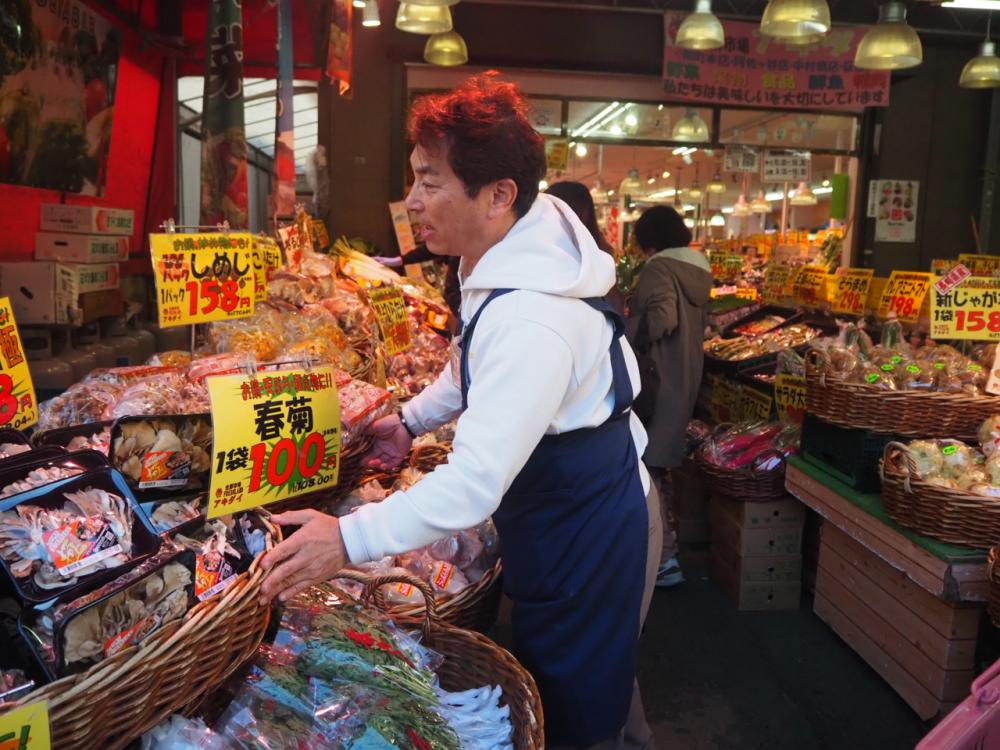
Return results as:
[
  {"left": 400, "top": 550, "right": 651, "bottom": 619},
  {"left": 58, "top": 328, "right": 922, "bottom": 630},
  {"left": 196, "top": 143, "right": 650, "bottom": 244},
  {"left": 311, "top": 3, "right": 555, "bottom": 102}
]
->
[
  {"left": 806, "top": 349, "right": 1000, "bottom": 441},
  {"left": 2, "top": 518, "right": 279, "bottom": 750},
  {"left": 270, "top": 435, "right": 373, "bottom": 513},
  {"left": 337, "top": 569, "right": 543, "bottom": 750},
  {"left": 695, "top": 448, "right": 787, "bottom": 502},
  {"left": 881, "top": 442, "right": 999, "bottom": 549},
  {"left": 988, "top": 547, "right": 1000, "bottom": 628},
  {"left": 374, "top": 443, "right": 504, "bottom": 632}
]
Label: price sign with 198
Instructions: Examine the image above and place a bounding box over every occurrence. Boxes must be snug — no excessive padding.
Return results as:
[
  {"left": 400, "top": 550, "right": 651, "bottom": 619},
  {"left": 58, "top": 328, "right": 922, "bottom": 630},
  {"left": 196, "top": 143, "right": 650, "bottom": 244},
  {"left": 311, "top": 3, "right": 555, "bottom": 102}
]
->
[
  {"left": 150, "top": 233, "right": 255, "bottom": 328},
  {"left": 876, "top": 271, "right": 932, "bottom": 324},
  {"left": 206, "top": 367, "right": 341, "bottom": 518},
  {"left": 930, "top": 277, "right": 1000, "bottom": 341}
]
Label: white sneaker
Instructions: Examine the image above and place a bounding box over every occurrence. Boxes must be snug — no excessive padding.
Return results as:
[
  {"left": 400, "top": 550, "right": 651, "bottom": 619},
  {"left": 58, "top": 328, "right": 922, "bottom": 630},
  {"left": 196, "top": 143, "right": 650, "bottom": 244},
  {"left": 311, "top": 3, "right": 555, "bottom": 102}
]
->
[{"left": 655, "top": 558, "right": 685, "bottom": 588}]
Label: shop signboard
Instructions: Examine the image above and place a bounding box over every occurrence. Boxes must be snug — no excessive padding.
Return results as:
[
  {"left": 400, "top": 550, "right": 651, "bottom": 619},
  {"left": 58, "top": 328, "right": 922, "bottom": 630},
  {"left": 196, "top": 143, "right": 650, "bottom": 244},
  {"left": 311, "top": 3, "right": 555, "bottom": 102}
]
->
[
  {"left": 774, "top": 375, "right": 807, "bottom": 424},
  {"left": 724, "top": 146, "right": 760, "bottom": 174},
  {"left": 930, "top": 277, "right": 1000, "bottom": 341},
  {"left": 831, "top": 268, "right": 874, "bottom": 317},
  {"left": 389, "top": 202, "right": 417, "bottom": 255},
  {"left": 368, "top": 285, "right": 413, "bottom": 356},
  {"left": 791, "top": 266, "right": 828, "bottom": 307},
  {"left": 0, "top": 297, "right": 37, "bottom": 431},
  {"left": 662, "top": 16, "right": 890, "bottom": 111},
  {"left": 251, "top": 236, "right": 282, "bottom": 304},
  {"left": 875, "top": 271, "right": 932, "bottom": 324},
  {"left": 206, "top": 366, "right": 341, "bottom": 518},
  {"left": 0, "top": 700, "right": 50, "bottom": 749},
  {"left": 150, "top": 233, "right": 255, "bottom": 328},
  {"left": 872, "top": 180, "right": 918, "bottom": 243},
  {"left": 958, "top": 254, "right": 1000, "bottom": 277},
  {"left": 763, "top": 150, "right": 811, "bottom": 184}
]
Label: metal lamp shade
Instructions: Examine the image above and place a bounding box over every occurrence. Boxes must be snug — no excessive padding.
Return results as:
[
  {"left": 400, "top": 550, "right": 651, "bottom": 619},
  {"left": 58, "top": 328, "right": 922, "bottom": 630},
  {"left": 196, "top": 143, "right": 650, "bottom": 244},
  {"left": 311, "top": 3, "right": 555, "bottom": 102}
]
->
[
  {"left": 424, "top": 31, "right": 468, "bottom": 65},
  {"left": 396, "top": 3, "right": 452, "bottom": 34},
  {"left": 789, "top": 181, "right": 818, "bottom": 206},
  {"left": 960, "top": 41, "right": 1000, "bottom": 88},
  {"left": 677, "top": 0, "right": 725, "bottom": 50},
  {"left": 854, "top": 3, "right": 922, "bottom": 70},
  {"left": 760, "top": 0, "right": 831, "bottom": 39},
  {"left": 751, "top": 191, "right": 771, "bottom": 213},
  {"left": 619, "top": 168, "right": 645, "bottom": 198},
  {"left": 672, "top": 110, "right": 710, "bottom": 142}
]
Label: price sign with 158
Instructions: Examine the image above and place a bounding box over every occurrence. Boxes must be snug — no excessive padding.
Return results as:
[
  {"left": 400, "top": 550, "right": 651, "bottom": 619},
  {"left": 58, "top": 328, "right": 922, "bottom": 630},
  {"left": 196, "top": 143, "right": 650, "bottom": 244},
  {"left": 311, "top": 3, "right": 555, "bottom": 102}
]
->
[{"left": 930, "top": 277, "right": 1000, "bottom": 341}]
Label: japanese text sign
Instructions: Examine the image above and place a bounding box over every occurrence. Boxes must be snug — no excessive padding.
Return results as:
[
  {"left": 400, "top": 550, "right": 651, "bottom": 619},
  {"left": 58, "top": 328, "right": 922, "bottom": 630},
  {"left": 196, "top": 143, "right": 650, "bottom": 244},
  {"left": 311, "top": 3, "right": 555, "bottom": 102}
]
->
[
  {"left": 958, "top": 254, "right": 1000, "bottom": 277},
  {"left": 206, "top": 366, "right": 341, "bottom": 518},
  {"left": 277, "top": 224, "right": 310, "bottom": 272},
  {"left": 724, "top": 145, "right": 760, "bottom": 174},
  {"left": 311, "top": 219, "right": 332, "bottom": 252},
  {"left": 740, "top": 388, "right": 774, "bottom": 422},
  {"left": 763, "top": 150, "right": 811, "bottom": 184},
  {"left": 0, "top": 701, "right": 50, "bottom": 750},
  {"left": 762, "top": 263, "right": 793, "bottom": 305},
  {"left": 662, "top": 15, "right": 890, "bottom": 111},
  {"left": 792, "top": 267, "right": 829, "bottom": 308},
  {"left": 368, "top": 285, "right": 413, "bottom": 356},
  {"left": 252, "top": 236, "right": 282, "bottom": 304},
  {"left": 0, "top": 298, "right": 37, "bottom": 431},
  {"left": 546, "top": 140, "right": 570, "bottom": 171},
  {"left": 831, "top": 268, "right": 874, "bottom": 316},
  {"left": 710, "top": 377, "right": 741, "bottom": 424},
  {"left": 930, "top": 277, "right": 1000, "bottom": 341},
  {"left": 389, "top": 201, "right": 417, "bottom": 255},
  {"left": 774, "top": 375, "right": 807, "bottom": 424},
  {"left": 934, "top": 263, "right": 971, "bottom": 296},
  {"left": 872, "top": 180, "right": 918, "bottom": 243},
  {"left": 150, "top": 234, "right": 255, "bottom": 328},
  {"left": 876, "top": 271, "right": 932, "bottom": 324}
]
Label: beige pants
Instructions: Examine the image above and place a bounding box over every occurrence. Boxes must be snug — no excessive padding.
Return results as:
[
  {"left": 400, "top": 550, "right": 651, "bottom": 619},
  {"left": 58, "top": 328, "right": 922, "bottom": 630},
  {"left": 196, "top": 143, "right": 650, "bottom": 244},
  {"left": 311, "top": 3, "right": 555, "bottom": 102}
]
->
[{"left": 550, "top": 480, "right": 663, "bottom": 750}]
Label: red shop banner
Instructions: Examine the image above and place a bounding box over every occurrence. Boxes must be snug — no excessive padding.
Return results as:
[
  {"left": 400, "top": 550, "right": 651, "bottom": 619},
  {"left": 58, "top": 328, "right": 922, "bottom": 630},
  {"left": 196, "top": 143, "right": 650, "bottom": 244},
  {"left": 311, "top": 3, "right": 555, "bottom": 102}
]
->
[{"left": 662, "top": 14, "right": 890, "bottom": 111}]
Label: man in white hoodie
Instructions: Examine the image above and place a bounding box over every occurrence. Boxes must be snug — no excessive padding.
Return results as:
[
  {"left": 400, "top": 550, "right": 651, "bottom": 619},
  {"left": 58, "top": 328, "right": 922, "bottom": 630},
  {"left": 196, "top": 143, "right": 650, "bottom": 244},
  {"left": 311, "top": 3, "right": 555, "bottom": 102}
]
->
[{"left": 260, "top": 73, "right": 659, "bottom": 749}]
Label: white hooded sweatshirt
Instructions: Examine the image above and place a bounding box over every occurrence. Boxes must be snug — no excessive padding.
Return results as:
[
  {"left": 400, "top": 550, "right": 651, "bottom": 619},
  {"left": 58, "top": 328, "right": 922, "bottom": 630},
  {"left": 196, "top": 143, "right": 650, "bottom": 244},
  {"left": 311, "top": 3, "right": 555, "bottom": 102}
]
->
[{"left": 339, "top": 194, "right": 650, "bottom": 565}]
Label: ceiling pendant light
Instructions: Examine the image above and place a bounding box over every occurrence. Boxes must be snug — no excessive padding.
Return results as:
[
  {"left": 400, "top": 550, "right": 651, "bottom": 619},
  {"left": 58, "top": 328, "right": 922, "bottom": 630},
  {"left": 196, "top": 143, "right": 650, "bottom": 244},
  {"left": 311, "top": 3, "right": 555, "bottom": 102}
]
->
[
  {"left": 362, "top": 0, "right": 381, "bottom": 27},
  {"left": 710, "top": 213, "right": 727, "bottom": 227},
  {"left": 688, "top": 179, "right": 704, "bottom": 200},
  {"left": 424, "top": 30, "right": 468, "bottom": 65},
  {"left": 677, "top": 0, "right": 725, "bottom": 50},
  {"left": 855, "top": 2, "right": 922, "bottom": 70},
  {"left": 789, "top": 181, "right": 818, "bottom": 206},
  {"left": 405, "top": 0, "right": 459, "bottom": 7},
  {"left": 960, "top": 14, "right": 1000, "bottom": 88},
  {"left": 353, "top": 0, "right": 366, "bottom": 9},
  {"left": 619, "top": 167, "right": 644, "bottom": 198},
  {"left": 591, "top": 182, "right": 609, "bottom": 206},
  {"left": 672, "top": 109, "right": 710, "bottom": 142},
  {"left": 707, "top": 170, "right": 726, "bottom": 194},
  {"left": 396, "top": 2, "right": 452, "bottom": 34},
  {"left": 751, "top": 190, "right": 771, "bottom": 213},
  {"left": 732, "top": 193, "right": 752, "bottom": 216},
  {"left": 760, "top": 0, "right": 831, "bottom": 40}
]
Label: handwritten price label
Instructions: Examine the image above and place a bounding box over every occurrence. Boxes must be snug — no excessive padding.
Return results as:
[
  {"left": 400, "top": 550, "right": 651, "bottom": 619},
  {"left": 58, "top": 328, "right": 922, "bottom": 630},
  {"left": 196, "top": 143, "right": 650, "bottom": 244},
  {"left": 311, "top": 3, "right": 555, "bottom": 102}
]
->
[
  {"left": 710, "top": 377, "right": 742, "bottom": 425},
  {"left": 0, "top": 701, "right": 50, "bottom": 750},
  {"left": 739, "top": 388, "right": 774, "bottom": 422},
  {"left": 0, "top": 298, "right": 37, "bottom": 431},
  {"left": 150, "top": 234, "right": 255, "bottom": 328},
  {"left": 206, "top": 367, "right": 341, "bottom": 518},
  {"left": 831, "top": 268, "right": 874, "bottom": 316},
  {"left": 958, "top": 254, "right": 1000, "bottom": 277},
  {"left": 762, "top": 263, "right": 792, "bottom": 305},
  {"left": 774, "top": 375, "right": 807, "bottom": 424},
  {"left": 930, "top": 277, "right": 1000, "bottom": 341},
  {"left": 368, "top": 285, "right": 413, "bottom": 356},
  {"left": 252, "top": 236, "right": 282, "bottom": 304},
  {"left": 792, "top": 267, "right": 830, "bottom": 308},
  {"left": 876, "top": 271, "right": 932, "bottom": 324}
]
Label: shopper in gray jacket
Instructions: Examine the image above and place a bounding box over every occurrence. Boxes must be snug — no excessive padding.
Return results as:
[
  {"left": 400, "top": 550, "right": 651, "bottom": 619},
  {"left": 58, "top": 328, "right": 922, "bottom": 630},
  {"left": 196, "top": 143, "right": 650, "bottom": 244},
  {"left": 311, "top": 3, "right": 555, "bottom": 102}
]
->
[{"left": 626, "top": 206, "right": 712, "bottom": 587}]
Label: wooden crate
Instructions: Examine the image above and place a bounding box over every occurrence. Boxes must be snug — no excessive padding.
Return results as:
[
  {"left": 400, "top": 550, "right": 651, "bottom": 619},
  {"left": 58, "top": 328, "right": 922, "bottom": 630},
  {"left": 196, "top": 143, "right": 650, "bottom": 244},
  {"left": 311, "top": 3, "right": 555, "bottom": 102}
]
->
[{"left": 814, "top": 524, "right": 981, "bottom": 721}]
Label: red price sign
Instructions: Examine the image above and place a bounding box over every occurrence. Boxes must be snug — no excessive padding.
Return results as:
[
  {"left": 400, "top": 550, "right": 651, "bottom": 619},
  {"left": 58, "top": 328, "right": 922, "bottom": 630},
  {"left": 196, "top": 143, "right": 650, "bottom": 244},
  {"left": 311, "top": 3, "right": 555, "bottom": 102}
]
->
[
  {"left": 184, "top": 278, "right": 249, "bottom": 317},
  {"left": 931, "top": 277, "right": 1000, "bottom": 341},
  {"left": 876, "top": 271, "right": 932, "bottom": 324},
  {"left": 0, "top": 298, "right": 37, "bottom": 430},
  {"left": 242, "top": 432, "right": 338, "bottom": 494}
]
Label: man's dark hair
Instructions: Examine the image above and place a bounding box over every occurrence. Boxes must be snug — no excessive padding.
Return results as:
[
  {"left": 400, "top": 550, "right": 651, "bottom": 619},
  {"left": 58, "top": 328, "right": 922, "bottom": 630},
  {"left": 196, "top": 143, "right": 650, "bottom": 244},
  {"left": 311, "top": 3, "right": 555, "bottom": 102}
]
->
[
  {"left": 633, "top": 205, "right": 692, "bottom": 253},
  {"left": 408, "top": 72, "right": 546, "bottom": 218}
]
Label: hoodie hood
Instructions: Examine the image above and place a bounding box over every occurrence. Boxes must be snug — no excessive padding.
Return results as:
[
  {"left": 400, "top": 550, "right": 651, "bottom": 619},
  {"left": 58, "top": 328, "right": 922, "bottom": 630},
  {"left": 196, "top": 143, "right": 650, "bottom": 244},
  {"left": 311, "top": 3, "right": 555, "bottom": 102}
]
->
[
  {"left": 460, "top": 194, "right": 615, "bottom": 300},
  {"left": 650, "top": 246, "right": 713, "bottom": 307}
]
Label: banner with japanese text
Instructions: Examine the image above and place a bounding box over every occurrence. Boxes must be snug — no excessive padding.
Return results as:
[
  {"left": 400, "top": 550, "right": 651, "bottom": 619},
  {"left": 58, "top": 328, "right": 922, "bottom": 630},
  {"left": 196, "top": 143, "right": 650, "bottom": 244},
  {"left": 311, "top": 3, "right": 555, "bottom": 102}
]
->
[
  {"left": 207, "top": 366, "right": 341, "bottom": 518},
  {"left": 0, "top": 298, "right": 37, "bottom": 431},
  {"left": 930, "top": 277, "right": 1000, "bottom": 341},
  {"left": 662, "top": 15, "right": 890, "bottom": 111}
]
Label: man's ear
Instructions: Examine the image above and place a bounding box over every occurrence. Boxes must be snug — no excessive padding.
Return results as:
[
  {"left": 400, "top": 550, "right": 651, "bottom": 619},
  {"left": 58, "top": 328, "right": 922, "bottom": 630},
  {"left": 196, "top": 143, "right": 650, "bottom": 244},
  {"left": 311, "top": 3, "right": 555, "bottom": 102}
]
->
[{"left": 486, "top": 178, "right": 519, "bottom": 219}]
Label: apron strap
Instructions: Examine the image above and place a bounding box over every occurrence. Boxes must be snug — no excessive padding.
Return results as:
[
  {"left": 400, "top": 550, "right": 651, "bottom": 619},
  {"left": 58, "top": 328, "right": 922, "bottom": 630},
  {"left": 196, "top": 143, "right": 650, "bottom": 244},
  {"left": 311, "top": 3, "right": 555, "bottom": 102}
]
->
[
  {"left": 460, "top": 288, "right": 516, "bottom": 410},
  {"left": 582, "top": 296, "right": 634, "bottom": 416}
]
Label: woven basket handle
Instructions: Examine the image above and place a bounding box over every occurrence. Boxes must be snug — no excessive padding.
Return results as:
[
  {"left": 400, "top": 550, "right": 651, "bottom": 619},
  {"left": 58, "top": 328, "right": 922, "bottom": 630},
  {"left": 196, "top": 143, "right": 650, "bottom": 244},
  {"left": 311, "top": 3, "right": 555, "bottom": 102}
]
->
[
  {"left": 333, "top": 568, "right": 439, "bottom": 639},
  {"left": 880, "top": 441, "right": 917, "bottom": 494}
]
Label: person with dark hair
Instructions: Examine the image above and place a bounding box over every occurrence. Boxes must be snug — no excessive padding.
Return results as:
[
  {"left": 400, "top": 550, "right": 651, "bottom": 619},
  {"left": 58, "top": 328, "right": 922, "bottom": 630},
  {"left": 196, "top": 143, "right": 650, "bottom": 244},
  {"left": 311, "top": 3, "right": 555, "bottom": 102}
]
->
[
  {"left": 627, "top": 205, "right": 712, "bottom": 589},
  {"left": 259, "top": 72, "right": 661, "bottom": 750}
]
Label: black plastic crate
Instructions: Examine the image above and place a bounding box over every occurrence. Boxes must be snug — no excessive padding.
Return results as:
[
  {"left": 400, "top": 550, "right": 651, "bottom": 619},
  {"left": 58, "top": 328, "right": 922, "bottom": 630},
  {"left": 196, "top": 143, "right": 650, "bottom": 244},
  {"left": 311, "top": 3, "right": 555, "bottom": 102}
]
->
[{"left": 799, "top": 413, "right": 901, "bottom": 492}]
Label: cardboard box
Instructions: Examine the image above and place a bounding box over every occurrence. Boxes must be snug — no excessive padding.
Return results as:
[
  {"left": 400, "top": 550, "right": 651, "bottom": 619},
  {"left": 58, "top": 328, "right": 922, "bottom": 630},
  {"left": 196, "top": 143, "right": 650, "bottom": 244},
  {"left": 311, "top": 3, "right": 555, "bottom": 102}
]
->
[
  {"left": 0, "top": 262, "right": 120, "bottom": 325},
  {"left": 40, "top": 204, "right": 134, "bottom": 235},
  {"left": 712, "top": 495, "right": 806, "bottom": 529},
  {"left": 710, "top": 506, "right": 804, "bottom": 557},
  {"left": 712, "top": 540, "right": 802, "bottom": 584},
  {"left": 78, "top": 289, "right": 124, "bottom": 324},
  {"left": 35, "top": 232, "right": 129, "bottom": 263},
  {"left": 710, "top": 555, "right": 802, "bottom": 611}
]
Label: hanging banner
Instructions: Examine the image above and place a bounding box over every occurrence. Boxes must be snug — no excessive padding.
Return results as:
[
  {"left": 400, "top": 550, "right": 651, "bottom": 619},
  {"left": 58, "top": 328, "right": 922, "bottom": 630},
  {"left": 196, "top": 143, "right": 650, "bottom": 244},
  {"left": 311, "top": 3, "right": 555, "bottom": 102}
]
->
[
  {"left": 958, "top": 254, "right": 1000, "bottom": 277},
  {"left": 875, "top": 271, "right": 932, "bottom": 323},
  {"left": 326, "top": 0, "right": 353, "bottom": 95},
  {"left": 0, "top": 297, "right": 38, "bottom": 431},
  {"left": 207, "top": 366, "right": 341, "bottom": 518},
  {"left": 0, "top": 700, "right": 50, "bottom": 749},
  {"left": 831, "top": 268, "right": 874, "bottom": 316},
  {"left": 662, "top": 16, "right": 890, "bottom": 111},
  {"left": 270, "top": 0, "right": 296, "bottom": 218},
  {"left": 368, "top": 285, "right": 413, "bottom": 356},
  {"left": 873, "top": 180, "right": 918, "bottom": 243},
  {"left": 200, "top": 0, "right": 249, "bottom": 228},
  {"left": 150, "top": 233, "right": 255, "bottom": 328},
  {"left": 252, "top": 236, "right": 282, "bottom": 303},
  {"left": 763, "top": 150, "right": 811, "bottom": 184},
  {"left": 930, "top": 277, "right": 1000, "bottom": 341}
]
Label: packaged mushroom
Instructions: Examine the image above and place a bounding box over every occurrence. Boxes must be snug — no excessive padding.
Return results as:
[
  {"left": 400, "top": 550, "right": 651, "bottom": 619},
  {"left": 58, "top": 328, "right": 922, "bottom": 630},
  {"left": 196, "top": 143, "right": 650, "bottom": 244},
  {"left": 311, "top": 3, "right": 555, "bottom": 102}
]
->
[
  {"left": 33, "top": 421, "right": 114, "bottom": 457},
  {"left": 0, "top": 429, "right": 32, "bottom": 461},
  {"left": 111, "top": 415, "right": 213, "bottom": 492},
  {"left": 0, "top": 450, "right": 108, "bottom": 501},
  {"left": 172, "top": 516, "right": 257, "bottom": 602}
]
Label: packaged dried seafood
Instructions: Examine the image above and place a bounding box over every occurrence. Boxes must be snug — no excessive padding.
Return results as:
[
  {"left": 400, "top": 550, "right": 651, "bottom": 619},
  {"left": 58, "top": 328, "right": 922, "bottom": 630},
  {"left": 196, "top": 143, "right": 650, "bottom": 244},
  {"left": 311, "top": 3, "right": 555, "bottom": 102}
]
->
[
  {"left": 37, "top": 379, "right": 124, "bottom": 431},
  {"left": 145, "top": 351, "right": 193, "bottom": 368},
  {"left": 0, "top": 470, "right": 161, "bottom": 602},
  {"left": 111, "top": 415, "right": 213, "bottom": 492},
  {"left": 387, "top": 326, "right": 450, "bottom": 400},
  {"left": 208, "top": 305, "right": 286, "bottom": 362},
  {"left": 339, "top": 380, "right": 392, "bottom": 449},
  {"left": 704, "top": 324, "right": 819, "bottom": 362}
]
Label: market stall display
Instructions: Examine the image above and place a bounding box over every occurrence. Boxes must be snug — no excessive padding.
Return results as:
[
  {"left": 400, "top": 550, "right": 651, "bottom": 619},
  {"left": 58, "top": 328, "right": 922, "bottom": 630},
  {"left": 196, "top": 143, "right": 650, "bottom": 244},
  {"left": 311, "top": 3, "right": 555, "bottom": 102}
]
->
[
  {"left": 704, "top": 324, "right": 820, "bottom": 376},
  {"left": 697, "top": 420, "right": 800, "bottom": 501}
]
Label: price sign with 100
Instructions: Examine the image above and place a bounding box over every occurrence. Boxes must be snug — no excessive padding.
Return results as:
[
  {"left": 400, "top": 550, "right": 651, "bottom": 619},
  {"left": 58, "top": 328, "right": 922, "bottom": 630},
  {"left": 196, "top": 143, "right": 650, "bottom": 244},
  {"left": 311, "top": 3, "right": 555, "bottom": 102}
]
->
[
  {"left": 876, "top": 271, "right": 932, "bottom": 324},
  {"left": 206, "top": 366, "right": 341, "bottom": 518},
  {"left": 832, "top": 268, "right": 874, "bottom": 316},
  {"left": 0, "top": 298, "right": 38, "bottom": 431},
  {"left": 150, "top": 234, "right": 255, "bottom": 328},
  {"left": 930, "top": 276, "right": 1000, "bottom": 341}
]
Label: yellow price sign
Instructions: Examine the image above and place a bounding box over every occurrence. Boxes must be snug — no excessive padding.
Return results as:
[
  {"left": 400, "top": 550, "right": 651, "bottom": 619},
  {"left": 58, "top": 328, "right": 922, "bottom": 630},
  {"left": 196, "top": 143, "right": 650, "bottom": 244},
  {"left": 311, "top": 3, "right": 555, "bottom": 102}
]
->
[
  {"left": 150, "top": 234, "right": 255, "bottom": 328},
  {"left": 930, "top": 259, "right": 954, "bottom": 276},
  {"left": 368, "top": 285, "right": 413, "bottom": 356},
  {"left": 831, "top": 268, "right": 875, "bottom": 316},
  {"left": 958, "top": 254, "right": 1000, "bottom": 277},
  {"left": 774, "top": 374, "right": 807, "bottom": 424},
  {"left": 0, "top": 701, "right": 51, "bottom": 749},
  {"left": 546, "top": 140, "right": 569, "bottom": 171},
  {"left": 311, "top": 219, "right": 332, "bottom": 251},
  {"left": 739, "top": 388, "right": 774, "bottom": 422},
  {"left": 252, "top": 236, "right": 282, "bottom": 304},
  {"left": 0, "top": 298, "right": 38, "bottom": 431},
  {"left": 206, "top": 366, "right": 341, "bottom": 518},
  {"left": 876, "top": 271, "right": 932, "bottom": 324},
  {"left": 710, "top": 378, "right": 742, "bottom": 424},
  {"left": 792, "top": 267, "right": 829, "bottom": 308},
  {"left": 762, "top": 263, "right": 792, "bottom": 305},
  {"left": 930, "top": 276, "right": 1000, "bottom": 341}
]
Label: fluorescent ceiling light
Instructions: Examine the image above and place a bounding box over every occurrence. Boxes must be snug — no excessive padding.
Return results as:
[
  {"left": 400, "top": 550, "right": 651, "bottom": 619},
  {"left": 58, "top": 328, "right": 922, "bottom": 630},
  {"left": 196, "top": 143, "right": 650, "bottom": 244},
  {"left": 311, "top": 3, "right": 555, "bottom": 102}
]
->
[{"left": 941, "top": 0, "right": 1000, "bottom": 9}]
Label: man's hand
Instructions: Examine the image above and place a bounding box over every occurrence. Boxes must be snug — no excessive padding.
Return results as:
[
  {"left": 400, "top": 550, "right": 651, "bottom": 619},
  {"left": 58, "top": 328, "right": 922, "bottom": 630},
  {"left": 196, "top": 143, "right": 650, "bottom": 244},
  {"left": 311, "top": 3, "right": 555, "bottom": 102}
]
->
[
  {"left": 362, "top": 414, "right": 413, "bottom": 470},
  {"left": 259, "top": 510, "right": 348, "bottom": 603}
]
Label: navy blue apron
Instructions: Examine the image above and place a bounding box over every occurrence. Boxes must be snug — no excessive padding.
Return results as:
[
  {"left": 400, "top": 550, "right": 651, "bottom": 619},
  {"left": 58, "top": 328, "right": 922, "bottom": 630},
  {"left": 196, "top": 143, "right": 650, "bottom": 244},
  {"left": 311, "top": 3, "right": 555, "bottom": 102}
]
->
[{"left": 459, "top": 288, "right": 648, "bottom": 746}]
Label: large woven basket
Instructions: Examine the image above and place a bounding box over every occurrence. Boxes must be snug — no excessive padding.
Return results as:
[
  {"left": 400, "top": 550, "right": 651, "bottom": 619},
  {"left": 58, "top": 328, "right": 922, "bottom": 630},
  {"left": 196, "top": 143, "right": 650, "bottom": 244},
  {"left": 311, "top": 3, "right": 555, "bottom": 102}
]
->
[
  {"left": 348, "top": 334, "right": 378, "bottom": 384},
  {"left": 374, "top": 444, "right": 504, "bottom": 632},
  {"left": 270, "top": 435, "right": 373, "bottom": 513},
  {"left": 988, "top": 547, "right": 1000, "bottom": 628},
  {"left": 806, "top": 349, "right": 999, "bottom": 441},
  {"left": 1, "top": 517, "right": 279, "bottom": 750},
  {"left": 336, "top": 569, "right": 543, "bottom": 750},
  {"left": 695, "top": 449, "right": 787, "bottom": 502},
  {"left": 881, "top": 442, "right": 998, "bottom": 549}
]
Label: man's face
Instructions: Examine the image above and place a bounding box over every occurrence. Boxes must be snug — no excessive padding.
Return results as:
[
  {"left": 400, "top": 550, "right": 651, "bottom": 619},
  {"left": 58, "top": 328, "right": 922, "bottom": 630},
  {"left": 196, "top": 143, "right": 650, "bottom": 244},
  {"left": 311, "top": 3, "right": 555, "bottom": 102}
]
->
[{"left": 405, "top": 143, "right": 493, "bottom": 257}]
